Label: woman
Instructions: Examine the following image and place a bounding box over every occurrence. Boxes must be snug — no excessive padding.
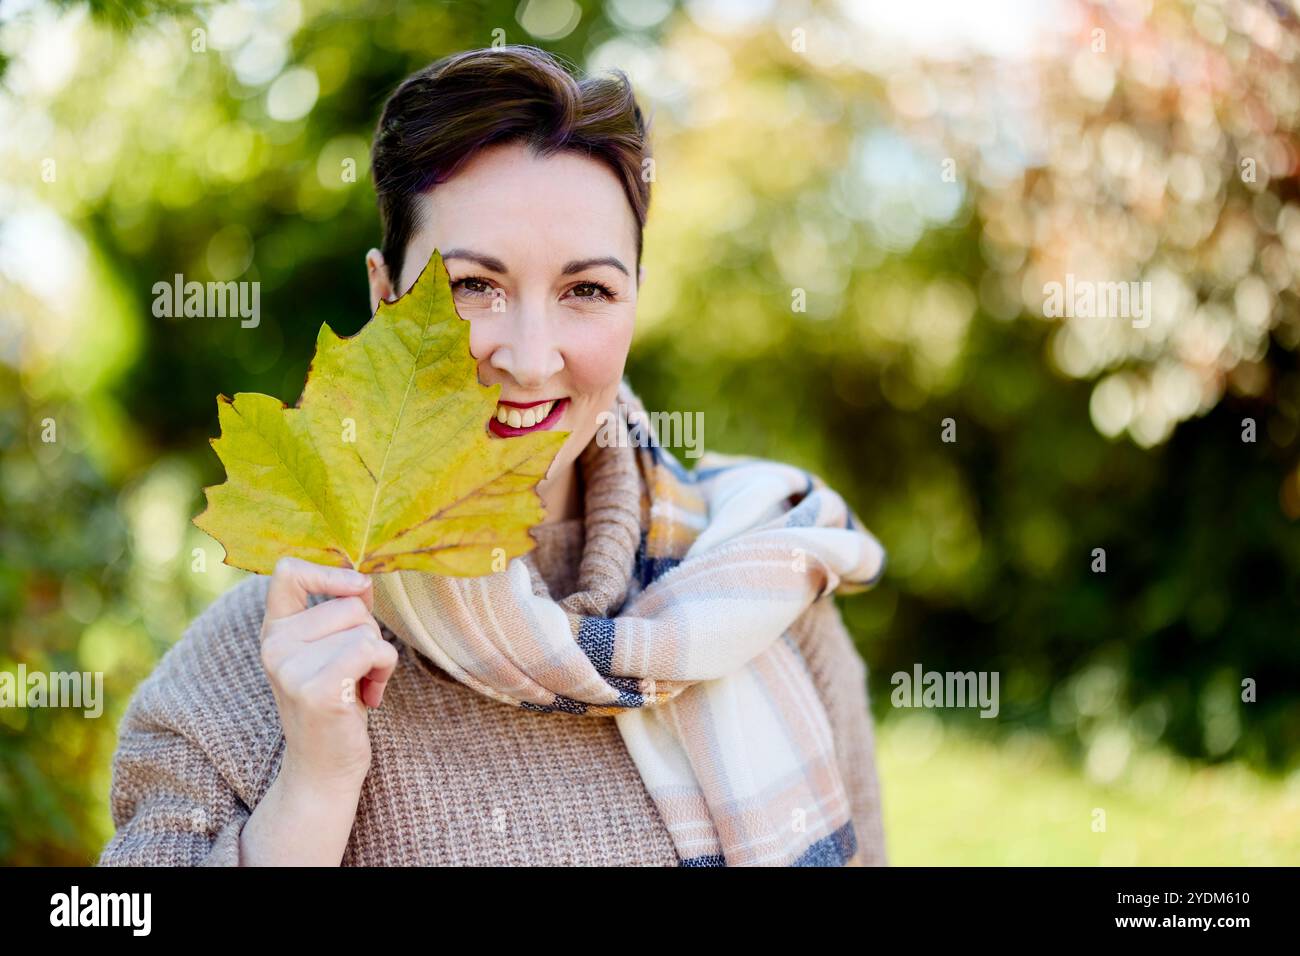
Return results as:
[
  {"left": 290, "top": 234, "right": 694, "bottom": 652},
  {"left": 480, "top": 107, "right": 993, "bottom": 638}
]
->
[{"left": 100, "top": 45, "right": 889, "bottom": 867}]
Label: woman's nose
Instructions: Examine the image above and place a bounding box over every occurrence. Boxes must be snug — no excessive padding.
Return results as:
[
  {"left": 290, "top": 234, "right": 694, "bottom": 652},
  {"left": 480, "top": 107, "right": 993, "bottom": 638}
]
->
[{"left": 482, "top": 303, "right": 564, "bottom": 388}]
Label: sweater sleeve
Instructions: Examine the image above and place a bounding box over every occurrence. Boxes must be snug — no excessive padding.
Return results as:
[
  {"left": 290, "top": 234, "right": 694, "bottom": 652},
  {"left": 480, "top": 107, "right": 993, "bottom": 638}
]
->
[
  {"left": 98, "top": 703, "right": 252, "bottom": 866},
  {"left": 98, "top": 575, "right": 282, "bottom": 867},
  {"left": 788, "top": 595, "right": 888, "bottom": 866}
]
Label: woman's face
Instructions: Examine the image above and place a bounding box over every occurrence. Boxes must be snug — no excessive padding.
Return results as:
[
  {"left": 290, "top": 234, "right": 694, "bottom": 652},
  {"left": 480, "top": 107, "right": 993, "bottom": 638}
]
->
[{"left": 366, "top": 140, "right": 641, "bottom": 494}]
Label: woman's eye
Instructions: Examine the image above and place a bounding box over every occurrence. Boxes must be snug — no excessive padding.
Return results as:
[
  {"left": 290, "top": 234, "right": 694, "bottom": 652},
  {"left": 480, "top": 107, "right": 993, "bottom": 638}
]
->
[
  {"left": 452, "top": 277, "right": 494, "bottom": 296},
  {"left": 569, "top": 282, "right": 614, "bottom": 301}
]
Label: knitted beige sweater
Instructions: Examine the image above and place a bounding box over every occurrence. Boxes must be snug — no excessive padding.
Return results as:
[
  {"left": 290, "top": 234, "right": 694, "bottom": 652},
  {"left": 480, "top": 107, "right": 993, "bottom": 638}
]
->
[{"left": 99, "top": 438, "right": 888, "bottom": 867}]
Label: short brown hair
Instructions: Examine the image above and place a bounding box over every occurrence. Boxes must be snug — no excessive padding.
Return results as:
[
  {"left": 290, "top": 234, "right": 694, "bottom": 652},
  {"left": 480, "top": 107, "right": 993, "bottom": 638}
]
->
[{"left": 371, "top": 45, "right": 652, "bottom": 287}]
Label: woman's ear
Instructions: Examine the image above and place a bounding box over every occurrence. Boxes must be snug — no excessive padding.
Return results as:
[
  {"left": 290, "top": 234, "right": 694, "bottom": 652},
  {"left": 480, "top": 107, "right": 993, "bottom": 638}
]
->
[{"left": 366, "top": 248, "right": 396, "bottom": 315}]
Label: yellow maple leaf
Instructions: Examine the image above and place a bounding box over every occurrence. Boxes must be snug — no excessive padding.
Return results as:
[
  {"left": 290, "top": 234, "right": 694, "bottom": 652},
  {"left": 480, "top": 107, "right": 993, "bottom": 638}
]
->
[{"left": 193, "top": 249, "right": 569, "bottom": 576}]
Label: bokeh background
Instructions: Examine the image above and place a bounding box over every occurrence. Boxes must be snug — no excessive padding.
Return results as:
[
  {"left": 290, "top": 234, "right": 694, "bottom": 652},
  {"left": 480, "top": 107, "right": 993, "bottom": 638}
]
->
[{"left": 2, "top": 0, "right": 1298, "bottom": 864}]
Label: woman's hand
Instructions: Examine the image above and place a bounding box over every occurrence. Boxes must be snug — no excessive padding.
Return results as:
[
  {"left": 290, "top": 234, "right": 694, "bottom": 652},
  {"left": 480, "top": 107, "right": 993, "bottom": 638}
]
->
[
  {"left": 240, "top": 556, "right": 399, "bottom": 865},
  {"left": 259, "top": 556, "right": 396, "bottom": 783}
]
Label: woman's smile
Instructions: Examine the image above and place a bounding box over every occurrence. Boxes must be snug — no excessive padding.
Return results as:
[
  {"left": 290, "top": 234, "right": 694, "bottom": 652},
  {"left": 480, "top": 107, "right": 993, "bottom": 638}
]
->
[{"left": 489, "top": 396, "right": 569, "bottom": 437}]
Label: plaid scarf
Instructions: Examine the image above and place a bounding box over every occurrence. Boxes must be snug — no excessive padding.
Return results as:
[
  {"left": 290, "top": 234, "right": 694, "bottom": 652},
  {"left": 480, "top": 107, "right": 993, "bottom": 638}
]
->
[{"left": 373, "top": 381, "right": 886, "bottom": 866}]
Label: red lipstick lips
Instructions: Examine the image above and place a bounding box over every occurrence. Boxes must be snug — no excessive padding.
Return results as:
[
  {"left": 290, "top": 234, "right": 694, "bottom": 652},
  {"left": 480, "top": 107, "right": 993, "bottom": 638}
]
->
[{"left": 488, "top": 397, "right": 569, "bottom": 437}]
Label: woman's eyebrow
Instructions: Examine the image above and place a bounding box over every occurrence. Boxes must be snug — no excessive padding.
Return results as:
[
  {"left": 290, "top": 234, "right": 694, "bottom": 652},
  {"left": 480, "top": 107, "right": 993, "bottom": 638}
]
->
[
  {"left": 441, "top": 251, "right": 629, "bottom": 278},
  {"left": 442, "top": 249, "right": 508, "bottom": 272},
  {"left": 562, "top": 256, "right": 629, "bottom": 277}
]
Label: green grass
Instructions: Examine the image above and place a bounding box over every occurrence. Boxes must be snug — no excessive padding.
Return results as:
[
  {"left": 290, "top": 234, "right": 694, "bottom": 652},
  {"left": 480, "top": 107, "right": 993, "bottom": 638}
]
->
[{"left": 876, "top": 714, "right": 1300, "bottom": 865}]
